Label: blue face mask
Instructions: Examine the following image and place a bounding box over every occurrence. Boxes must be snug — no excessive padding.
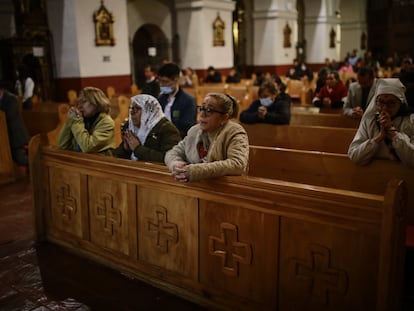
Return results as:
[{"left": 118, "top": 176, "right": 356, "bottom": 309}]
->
[
  {"left": 259, "top": 97, "right": 273, "bottom": 107},
  {"left": 160, "top": 86, "right": 174, "bottom": 94}
]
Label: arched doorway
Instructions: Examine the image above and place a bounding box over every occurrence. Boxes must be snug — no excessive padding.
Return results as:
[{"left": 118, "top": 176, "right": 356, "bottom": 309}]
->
[{"left": 132, "top": 24, "right": 169, "bottom": 89}]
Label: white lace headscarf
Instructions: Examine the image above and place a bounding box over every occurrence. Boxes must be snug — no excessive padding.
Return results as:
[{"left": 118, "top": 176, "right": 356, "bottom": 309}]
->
[{"left": 128, "top": 94, "right": 165, "bottom": 160}]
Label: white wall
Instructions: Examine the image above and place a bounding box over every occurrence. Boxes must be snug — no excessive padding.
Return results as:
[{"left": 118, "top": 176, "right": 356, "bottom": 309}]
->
[
  {"left": 175, "top": 0, "right": 235, "bottom": 70},
  {"left": 47, "top": 0, "right": 130, "bottom": 78}
]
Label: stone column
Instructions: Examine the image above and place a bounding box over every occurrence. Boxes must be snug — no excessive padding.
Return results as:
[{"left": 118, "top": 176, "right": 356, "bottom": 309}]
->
[{"left": 175, "top": 0, "right": 235, "bottom": 70}]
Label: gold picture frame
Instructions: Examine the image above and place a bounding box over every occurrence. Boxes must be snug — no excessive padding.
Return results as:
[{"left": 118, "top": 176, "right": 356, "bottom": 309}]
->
[
  {"left": 93, "top": 1, "right": 115, "bottom": 46},
  {"left": 213, "top": 13, "right": 225, "bottom": 46}
]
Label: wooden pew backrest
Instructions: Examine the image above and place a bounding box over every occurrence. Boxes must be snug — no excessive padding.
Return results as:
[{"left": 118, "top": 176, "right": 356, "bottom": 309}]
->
[
  {"left": 248, "top": 145, "right": 414, "bottom": 224},
  {"left": 28, "top": 138, "right": 407, "bottom": 311},
  {"left": 242, "top": 123, "right": 357, "bottom": 154},
  {"left": 290, "top": 112, "right": 360, "bottom": 128}
]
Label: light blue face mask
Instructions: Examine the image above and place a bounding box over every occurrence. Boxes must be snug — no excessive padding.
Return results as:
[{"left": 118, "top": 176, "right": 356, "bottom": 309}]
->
[
  {"left": 259, "top": 97, "right": 273, "bottom": 107},
  {"left": 160, "top": 86, "right": 174, "bottom": 94}
]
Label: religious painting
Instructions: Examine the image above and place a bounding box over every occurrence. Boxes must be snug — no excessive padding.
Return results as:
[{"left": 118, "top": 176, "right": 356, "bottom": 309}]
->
[
  {"left": 283, "top": 23, "right": 292, "bottom": 48},
  {"left": 93, "top": 1, "right": 115, "bottom": 46},
  {"left": 213, "top": 13, "right": 225, "bottom": 46}
]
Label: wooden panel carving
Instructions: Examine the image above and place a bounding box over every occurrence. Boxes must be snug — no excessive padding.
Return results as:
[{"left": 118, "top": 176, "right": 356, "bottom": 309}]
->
[
  {"left": 208, "top": 222, "right": 252, "bottom": 277},
  {"left": 49, "top": 167, "right": 82, "bottom": 238},
  {"left": 138, "top": 187, "right": 198, "bottom": 279},
  {"left": 146, "top": 206, "right": 178, "bottom": 253},
  {"left": 279, "top": 217, "right": 378, "bottom": 309},
  {"left": 200, "top": 200, "right": 278, "bottom": 309},
  {"left": 290, "top": 243, "right": 348, "bottom": 305},
  {"left": 89, "top": 176, "right": 130, "bottom": 256}
]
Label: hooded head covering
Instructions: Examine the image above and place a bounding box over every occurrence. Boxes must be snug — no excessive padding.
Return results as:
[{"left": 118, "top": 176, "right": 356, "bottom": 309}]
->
[
  {"left": 128, "top": 94, "right": 165, "bottom": 160},
  {"left": 375, "top": 78, "right": 407, "bottom": 105}
]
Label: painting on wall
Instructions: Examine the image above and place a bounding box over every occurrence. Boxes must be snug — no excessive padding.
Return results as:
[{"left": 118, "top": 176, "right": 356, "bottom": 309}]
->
[
  {"left": 93, "top": 1, "right": 115, "bottom": 46},
  {"left": 213, "top": 13, "right": 225, "bottom": 46}
]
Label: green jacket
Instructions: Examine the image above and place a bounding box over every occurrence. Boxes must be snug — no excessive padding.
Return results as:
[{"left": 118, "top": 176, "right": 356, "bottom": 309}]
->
[
  {"left": 113, "top": 117, "right": 181, "bottom": 162},
  {"left": 58, "top": 112, "right": 115, "bottom": 154}
]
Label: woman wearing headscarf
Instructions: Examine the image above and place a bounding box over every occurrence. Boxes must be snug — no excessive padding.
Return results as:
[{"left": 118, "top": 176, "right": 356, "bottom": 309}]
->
[
  {"left": 113, "top": 94, "right": 181, "bottom": 162},
  {"left": 165, "top": 93, "right": 249, "bottom": 182},
  {"left": 58, "top": 86, "right": 115, "bottom": 154},
  {"left": 348, "top": 78, "right": 414, "bottom": 167}
]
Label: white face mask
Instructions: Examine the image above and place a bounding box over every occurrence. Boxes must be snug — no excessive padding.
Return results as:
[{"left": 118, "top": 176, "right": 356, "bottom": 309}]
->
[
  {"left": 259, "top": 97, "right": 273, "bottom": 107},
  {"left": 160, "top": 86, "right": 174, "bottom": 94}
]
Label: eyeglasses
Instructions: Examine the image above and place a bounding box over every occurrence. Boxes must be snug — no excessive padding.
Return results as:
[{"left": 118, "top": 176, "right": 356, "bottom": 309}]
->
[
  {"left": 375, "top": 99, "right": 400, "bottom": 108},
  {"left": 129, "top": 106, "right": 141, "bottom": 114},
  {"left": 197, "top": 105, "right": 225, "bottom": 116}
]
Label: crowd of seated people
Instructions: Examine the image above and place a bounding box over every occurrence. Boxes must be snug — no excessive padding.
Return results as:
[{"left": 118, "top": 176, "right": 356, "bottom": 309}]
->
[{"left": 41, "top": 51, "right": 412, "bottom": 185}]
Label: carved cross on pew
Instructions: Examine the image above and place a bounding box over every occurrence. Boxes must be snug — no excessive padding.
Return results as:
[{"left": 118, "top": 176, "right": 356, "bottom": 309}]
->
[
  {"left": 56, "top": 183, "right": 77, "bottom": 221},
  {"left": 292, "top": 243, "right": 348, "bottom": 305},
  {"left": 96, "top": 193, "right": 122, "bottom": 235},
  {"left": 147, "top": 206, "right": 178, "bottom": 253},
  {"left": 208, "top": 222, "right": 252, "bottom": 277}
]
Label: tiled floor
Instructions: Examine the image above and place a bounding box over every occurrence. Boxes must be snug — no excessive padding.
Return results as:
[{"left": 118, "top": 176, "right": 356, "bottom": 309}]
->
[
  {"left": 0, "top": 178, "right": 205, "bottom": 311},
  {"left": 1, "top": 177, "right": 413, "bottom": 310}
]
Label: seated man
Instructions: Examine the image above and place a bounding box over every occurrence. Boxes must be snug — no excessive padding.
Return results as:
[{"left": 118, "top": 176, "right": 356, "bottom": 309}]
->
[
  {"left": 313, "top": 71, "right": 348, "bottom": 109},
  {"left": 205, "top": 66, "right": 222, "bottom": 83},
  {"left": 343, "top": 66, "right": 377, "bottom": 119},
  {"left": 0, "top": 81, "right": 29, "bottom": 166},
  {"left": 158, "top": 62, "right": 197, "bottom": 138},
  {"left": 141, "top": 65, "right": 160, "bottom": 98}
]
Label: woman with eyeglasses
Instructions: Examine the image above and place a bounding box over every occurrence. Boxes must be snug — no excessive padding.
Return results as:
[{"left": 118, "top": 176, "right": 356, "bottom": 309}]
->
[
  {"left": 113, "top": 94, "right": 181, "bottom": 162},
  {"left": 239, "top": 80, "right": 291, "bottom": 124},
  {"left": 58, "top": 86, "right": 115, "bottom": 154},
  {"left": 165, "top": 93, "right": 249, "bottom": 182},
  {"left": 348, "top": 78, "right": 414, "bottom": 167}
]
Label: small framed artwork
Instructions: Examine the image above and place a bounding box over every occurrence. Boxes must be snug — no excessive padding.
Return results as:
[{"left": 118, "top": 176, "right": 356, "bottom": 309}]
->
[
  {"left": 213, "top": 13, "right": 225, "bottom": 46},
  {"left": 93, "top": 1, "right": 115, "bottom": 46}
]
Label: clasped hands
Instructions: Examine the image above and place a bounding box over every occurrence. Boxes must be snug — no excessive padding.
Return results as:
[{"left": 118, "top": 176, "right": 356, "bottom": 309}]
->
[
  {"left": 123, "top": 129, "right": 141, "bottom": 150},
  {"left": 374, "top": 110, "right": 397, "bottom": 143},
  {"left": 171, "top": 161, "right": 190, "bottom": 183},
  {"left": 258, "top": 106, "right": 267, "bottom": 119},
  {"left": 68, "top": 107, "right": 81, "bottom": 119}
]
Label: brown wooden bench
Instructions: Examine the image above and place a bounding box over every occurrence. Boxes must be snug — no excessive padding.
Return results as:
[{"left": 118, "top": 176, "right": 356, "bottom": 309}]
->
[
  {"left": 248, "top": 145, "right": 414, "bottom": 224},
  {"left": 290, "top": 111, "right": 360, "bottom": 128},
  {"left": 22, "top": 110, "right": 59, "bottom": 137},
  {"left": 242, "top": 123, "right": 357, "bottom": 153},
  {"left": 29, "top": 135, "right": 406, "bottom": 311},
  {"left": 0, "top": 111, "right": 16, "bottom": 185}
]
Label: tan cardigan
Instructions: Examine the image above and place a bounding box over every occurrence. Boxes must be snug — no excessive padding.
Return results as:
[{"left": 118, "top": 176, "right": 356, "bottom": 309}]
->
[{"left": 165, "top": 121, "right": 249, "bottom": 182}]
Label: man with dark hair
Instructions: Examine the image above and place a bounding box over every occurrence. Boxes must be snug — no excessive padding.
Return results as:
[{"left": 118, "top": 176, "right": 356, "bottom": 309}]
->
[
  {"left": 0, "top": 81, "right": 29, "bottom": 166},
  {"left": 158, "top": 62, "right": 197, "bottom": 138},
  {"left": 205, "top": 66, "right": 222, "bottom": 83},
  {"left": 343, "top": 66, "right": 377, "bottom": 118},
  {"left": 141, "top": 65, "right": 160, "bottom": 98}
]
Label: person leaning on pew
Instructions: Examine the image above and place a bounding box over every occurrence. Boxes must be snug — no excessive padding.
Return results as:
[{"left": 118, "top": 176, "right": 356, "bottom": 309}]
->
[
  {"left": 57, "top": 87, "right": 116, "bottom": 154},
  {"left": 239, "top": 80, "right": 291, "bottom": 124},
  {"left": 165, "top": 93, "right": 249, "bottom": 182},
  {"left": 348, "top": 78, "right": 414, "bottom": 167},
  {"left": 113, "top": 94, "right": 181, "bottom": 162}
]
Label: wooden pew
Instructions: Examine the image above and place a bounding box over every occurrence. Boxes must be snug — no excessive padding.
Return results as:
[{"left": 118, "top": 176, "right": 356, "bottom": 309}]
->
[
  {"left": 0, "top": 111, "right": 16, "bottom": 185},
  {"left": 22, "top": 110, "right": 59, "bottom": 137},
  {"left": 29, "top": 135, "right": 406, "bottom": 311},
  {"left": 242, "top": 123, "right": 357, "bottom": 153},
  {"left": 248, "top": 145, "right": 414, "bottom": 224},
  {"left": 290, "top": 112, "right": 360, "bottom": 128}
]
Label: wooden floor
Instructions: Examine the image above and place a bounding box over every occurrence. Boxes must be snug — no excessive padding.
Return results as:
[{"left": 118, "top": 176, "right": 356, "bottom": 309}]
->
[
  {"left": 0, "top": 177, "right": 206, "bottom": 311},
  {"left": 0, "top": 176, "right": 413, "bottom": 310}
]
